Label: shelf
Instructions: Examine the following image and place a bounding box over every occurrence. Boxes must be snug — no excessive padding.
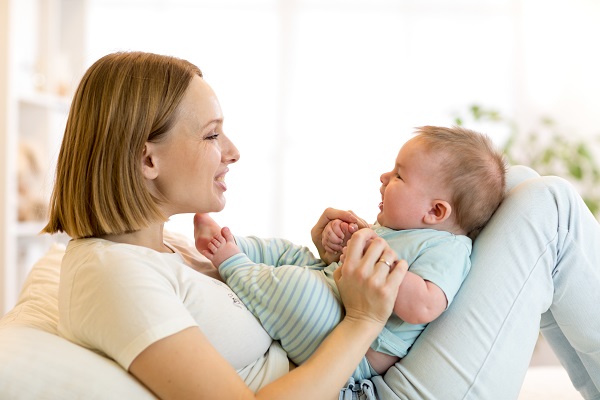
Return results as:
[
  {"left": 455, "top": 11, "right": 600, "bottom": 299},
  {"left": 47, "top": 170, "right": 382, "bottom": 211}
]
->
[{"left": 2, "top": 0, "right": 86, "bottom": 314}]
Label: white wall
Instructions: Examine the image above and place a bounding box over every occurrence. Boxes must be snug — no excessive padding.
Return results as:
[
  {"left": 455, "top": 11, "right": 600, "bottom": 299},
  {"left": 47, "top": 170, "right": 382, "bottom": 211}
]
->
[
  {"left": 61, "top": 0, "right": 600, "bottom": 250},
  {"left": 1, "top": 0, "right": 13, "bottom": 313}
]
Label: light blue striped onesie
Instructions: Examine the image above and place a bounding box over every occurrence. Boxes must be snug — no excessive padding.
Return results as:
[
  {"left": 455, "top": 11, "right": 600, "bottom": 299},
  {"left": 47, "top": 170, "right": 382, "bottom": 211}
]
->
[{"left": 218, "top": 225, "right": 472, "bottom": 380}]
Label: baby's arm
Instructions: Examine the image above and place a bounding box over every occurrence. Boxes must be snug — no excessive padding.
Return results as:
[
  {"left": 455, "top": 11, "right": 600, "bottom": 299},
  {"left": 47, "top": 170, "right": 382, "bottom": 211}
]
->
[
  {"left": 364, "top": 270, "right": 447, "bottom": 375},
  {"left": 393, "top": 272, "right": 447, "bottom": 325}
]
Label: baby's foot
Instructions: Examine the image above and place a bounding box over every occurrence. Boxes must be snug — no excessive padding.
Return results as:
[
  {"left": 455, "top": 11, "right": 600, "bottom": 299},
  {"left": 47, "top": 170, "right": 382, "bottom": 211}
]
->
[
  {"left": 202, "top": 227, "right": 241, "bottom": 267},
  {"left": 194, "top": 213, "right": 223, "bottom": 253}
]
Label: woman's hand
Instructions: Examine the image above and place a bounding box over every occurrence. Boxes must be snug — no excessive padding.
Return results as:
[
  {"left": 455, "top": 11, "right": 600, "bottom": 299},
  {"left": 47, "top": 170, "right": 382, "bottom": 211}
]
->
[
  {"left": 311, "top": 208, "right": 369, "bottom": 265},
  {"left": 334, "top": 228, "right": 408, "bottom": 327}
]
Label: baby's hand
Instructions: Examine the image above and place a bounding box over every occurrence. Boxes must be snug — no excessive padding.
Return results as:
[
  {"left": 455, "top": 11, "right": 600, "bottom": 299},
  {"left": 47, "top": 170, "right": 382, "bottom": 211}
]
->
[{"left": 321, "top": 219, "right": 358, "bottom": 263}]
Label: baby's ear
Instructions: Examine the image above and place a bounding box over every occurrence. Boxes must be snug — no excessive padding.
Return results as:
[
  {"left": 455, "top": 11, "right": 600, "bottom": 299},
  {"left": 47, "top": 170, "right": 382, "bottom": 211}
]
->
[{"left": 423, "top": 200, "right": 451, "bottom": 225}]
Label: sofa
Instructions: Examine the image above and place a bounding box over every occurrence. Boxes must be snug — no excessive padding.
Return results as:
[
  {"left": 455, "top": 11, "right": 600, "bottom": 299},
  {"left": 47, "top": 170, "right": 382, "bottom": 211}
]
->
[{"left": 0, "top": 166, "right": 581, "bottom": 399}]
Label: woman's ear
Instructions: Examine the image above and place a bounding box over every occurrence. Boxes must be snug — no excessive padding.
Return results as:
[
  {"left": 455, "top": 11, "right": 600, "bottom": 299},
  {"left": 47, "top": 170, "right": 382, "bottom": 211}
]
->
[
  {"left": 423, "top": 200, "right": 451, "bottom": 225},
  {"left": 141, "top": 143, "right": 159, "bottom": 180}
]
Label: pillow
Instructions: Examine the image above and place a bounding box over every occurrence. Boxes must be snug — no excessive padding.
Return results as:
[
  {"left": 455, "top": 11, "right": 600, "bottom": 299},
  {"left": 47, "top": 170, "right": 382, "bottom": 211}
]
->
[
  {"left": 0, "top": 326, "right": 156, "bottom": 399},
  {"left": 0, "top": 244, "right": 157, "bottom": 398},
  {"left": 0, "top": 230, "right": 213, "bottom": 399},
  {"left": 0, "top": 230, "right": 213, "bottom": 334},
  {"left": 0, "top": 243, "right": 63, "bottom": 333}
]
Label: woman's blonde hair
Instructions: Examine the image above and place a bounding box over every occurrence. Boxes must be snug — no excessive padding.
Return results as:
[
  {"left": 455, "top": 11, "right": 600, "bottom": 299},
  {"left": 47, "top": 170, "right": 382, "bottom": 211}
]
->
[
  {"left": 414, "top": 126, "right": 507, "bottom": 238},
  {"left": 43, "top": 52, "right": 202, "bottom": 238}
]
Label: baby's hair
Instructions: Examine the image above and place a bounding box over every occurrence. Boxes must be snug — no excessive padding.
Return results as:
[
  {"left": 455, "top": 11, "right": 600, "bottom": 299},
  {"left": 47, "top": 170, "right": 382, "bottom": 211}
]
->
[{"left": 413, "top": 126, "right": 507, "bottom": 237}]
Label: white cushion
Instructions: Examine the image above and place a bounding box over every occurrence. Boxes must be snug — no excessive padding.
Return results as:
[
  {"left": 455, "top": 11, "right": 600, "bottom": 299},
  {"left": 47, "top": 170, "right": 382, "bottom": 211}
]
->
[
  {"left": 0, "top": 244, "right": 63, "bottom": 333},
  {"left": 0, "top": 243, "right": 155, "bottom": 398},
  {"left": 0, "top": 326, "right": 156, "bottom": 399}
]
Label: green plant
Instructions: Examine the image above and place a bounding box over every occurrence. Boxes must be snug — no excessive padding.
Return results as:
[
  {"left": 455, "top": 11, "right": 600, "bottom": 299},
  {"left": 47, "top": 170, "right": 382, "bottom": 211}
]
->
[{"left": 454, "top": 104, "right": 600, "bottom": 218}]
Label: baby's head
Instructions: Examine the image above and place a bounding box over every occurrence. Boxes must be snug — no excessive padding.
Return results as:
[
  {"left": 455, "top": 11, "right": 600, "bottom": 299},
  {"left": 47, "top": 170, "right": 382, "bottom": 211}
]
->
[{"left": 377, "top": 125, "right": 506, "bottom": 238}]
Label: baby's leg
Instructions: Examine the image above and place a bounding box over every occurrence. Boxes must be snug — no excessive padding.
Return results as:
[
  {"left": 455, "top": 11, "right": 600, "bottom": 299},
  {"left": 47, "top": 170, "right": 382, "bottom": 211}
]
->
[
  {"left": 365, "top": 348, "right": 399, "bottom": 375},
  {"left": 220, "top": 259, "right": 343, "bottom": 366}
]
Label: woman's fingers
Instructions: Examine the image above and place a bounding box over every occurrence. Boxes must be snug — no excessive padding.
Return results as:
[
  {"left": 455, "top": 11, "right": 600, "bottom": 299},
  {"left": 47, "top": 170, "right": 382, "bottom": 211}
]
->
[
  {"left": 313, "top": 208, "right": 359, "bottom": 233},
  {"left": 335, "top": 228, "right": 407, "bottom": 326},
  {"left": 346, "top": 210, "right": 370, "bottom": 230},
  {"left": 342, "top": 228, "right": 380, "bottom": 268},
  {"left": 388, "top": 259, "right": 409, "bottom": 287},
  {"left": 372, "top": 248, "right": 398, "bottom": 277}
]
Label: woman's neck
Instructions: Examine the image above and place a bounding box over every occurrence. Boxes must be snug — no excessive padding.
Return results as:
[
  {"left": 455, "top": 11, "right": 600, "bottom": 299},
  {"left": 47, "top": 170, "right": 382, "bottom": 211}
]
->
[{"left": 100, "top": 223, "right": 173, "bottom": 253}]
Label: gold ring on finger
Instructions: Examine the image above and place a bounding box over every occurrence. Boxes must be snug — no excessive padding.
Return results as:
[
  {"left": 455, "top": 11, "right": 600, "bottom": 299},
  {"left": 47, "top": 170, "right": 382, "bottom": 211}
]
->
[{"left": 377, "top": 258, "right": 392, "bottom": 268}]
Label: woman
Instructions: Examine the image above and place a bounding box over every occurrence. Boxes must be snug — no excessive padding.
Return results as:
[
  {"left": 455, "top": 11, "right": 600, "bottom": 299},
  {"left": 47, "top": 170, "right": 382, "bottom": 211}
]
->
[
  {"left": 42, "top": 51, "right": 407, "bottom": 399},
  {"left": 43, "top": 50, "right": 600, "bottom": 399}
]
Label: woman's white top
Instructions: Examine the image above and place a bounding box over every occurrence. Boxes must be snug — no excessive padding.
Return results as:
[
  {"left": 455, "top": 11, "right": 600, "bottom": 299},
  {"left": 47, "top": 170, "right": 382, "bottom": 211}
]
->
[{"left": 58, "top": 237, "right": 289, "bottom": 391}]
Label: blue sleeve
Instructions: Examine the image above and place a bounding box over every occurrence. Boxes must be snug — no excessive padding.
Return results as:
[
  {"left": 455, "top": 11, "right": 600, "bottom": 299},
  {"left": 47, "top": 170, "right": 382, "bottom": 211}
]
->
[{"left": 409, "top": 238, "right": 472, "bottom": 307}]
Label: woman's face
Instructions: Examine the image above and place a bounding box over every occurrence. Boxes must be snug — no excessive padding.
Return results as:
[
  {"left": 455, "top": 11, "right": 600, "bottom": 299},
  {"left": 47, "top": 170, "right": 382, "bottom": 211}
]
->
[{"left": 145, "top": 76, "right": 240, "bottom": 216}]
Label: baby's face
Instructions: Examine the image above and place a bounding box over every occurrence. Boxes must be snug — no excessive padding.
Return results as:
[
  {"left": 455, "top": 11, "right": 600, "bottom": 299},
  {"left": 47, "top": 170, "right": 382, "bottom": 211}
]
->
[{"left": 376, "top": 138, "right": 442, "bottom": 230}]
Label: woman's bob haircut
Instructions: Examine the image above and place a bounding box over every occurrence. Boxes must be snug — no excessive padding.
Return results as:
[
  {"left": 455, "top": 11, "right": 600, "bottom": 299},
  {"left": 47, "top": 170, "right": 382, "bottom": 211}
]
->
[{"left": 43, "top": 51, "right": 202, "bottom": 239}]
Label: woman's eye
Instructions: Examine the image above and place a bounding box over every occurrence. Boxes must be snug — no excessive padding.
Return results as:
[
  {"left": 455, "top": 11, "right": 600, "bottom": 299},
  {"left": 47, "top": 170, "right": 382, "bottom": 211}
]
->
[{"left": 205, "top": 133, "right": 219, "bottom": 140}]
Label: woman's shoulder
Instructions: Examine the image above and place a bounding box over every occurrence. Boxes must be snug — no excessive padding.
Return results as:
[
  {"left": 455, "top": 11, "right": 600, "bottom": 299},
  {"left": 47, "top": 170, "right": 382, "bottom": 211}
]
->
[
  {"left": 63, "top": 238, "right": 185, "bottom": 284},
  {"left": 66, "top": 237, "right": 181, "bottom": 261},
  {"left": 66, "top": 237, "right": 159, "bottom": 256}
]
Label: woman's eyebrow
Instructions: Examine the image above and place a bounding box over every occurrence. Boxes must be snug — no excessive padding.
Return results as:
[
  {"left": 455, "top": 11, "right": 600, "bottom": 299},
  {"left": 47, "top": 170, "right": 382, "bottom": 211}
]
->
[{"left": 199, "top": 118, "right": 224, "bottom": 131}]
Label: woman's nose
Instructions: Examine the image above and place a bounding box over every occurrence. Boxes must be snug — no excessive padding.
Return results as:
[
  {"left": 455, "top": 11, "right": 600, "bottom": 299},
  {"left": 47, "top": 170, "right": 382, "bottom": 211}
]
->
[{"left": 223, "top": 135, "right": 240, "bottom": 164}]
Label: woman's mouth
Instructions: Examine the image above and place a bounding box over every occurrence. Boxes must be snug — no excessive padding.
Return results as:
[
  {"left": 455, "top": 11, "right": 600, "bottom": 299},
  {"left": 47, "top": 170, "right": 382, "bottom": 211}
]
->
[{"left": 215, "top": 174, "right": 227, "bottom": 191}]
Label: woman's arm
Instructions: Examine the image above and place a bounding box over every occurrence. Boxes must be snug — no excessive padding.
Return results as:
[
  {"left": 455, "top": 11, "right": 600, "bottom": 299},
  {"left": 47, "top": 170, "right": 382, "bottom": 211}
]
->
[
  {"left": 129, "top": 319, "right": 385, "bottom": 400},
  {"left": 130, "top": 229, "right": 408, "bottom": 400}
]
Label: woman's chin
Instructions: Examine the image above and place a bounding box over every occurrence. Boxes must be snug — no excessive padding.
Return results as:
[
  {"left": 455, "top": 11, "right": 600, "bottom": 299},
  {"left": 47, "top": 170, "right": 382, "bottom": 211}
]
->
[
  {"left": 212, "top": 198, "right": 226, "bottom": 212},
  {"left": 191, "top": 202, "right": 225, "bottom": 215}
]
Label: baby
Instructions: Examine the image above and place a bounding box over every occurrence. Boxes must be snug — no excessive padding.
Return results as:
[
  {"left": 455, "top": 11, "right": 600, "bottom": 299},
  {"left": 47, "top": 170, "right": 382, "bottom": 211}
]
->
[{"left": 195, "top": 125, "right": 506, "bottom": 380}]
